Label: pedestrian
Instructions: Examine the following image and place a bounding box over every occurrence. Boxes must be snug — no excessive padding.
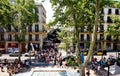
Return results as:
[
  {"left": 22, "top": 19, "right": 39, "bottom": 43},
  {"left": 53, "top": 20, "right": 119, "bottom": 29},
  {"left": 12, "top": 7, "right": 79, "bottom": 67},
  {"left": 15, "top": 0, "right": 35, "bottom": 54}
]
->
[
  {"left": 25, "top": 60, "right": 30, "bottom": 69},
  {"left": 1, "top": 66, "right": 5, "bottom": 72},
  {"left": 86, "top": 69, "right": 90, "bottom": 76}
]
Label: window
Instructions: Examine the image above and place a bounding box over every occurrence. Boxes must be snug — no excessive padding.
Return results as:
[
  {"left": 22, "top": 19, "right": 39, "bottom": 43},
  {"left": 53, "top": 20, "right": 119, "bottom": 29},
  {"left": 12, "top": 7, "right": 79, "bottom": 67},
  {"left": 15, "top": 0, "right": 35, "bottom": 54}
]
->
[
  {"left": 80, "top": 43, "right": 84, "bottom": 49},
  {"left": 113, "top": 36, "right": 118, "bottom": 41},
  {"left": 35, "top": 34, "right": 39, "bottom": 41},
  {"left": 29, "top": 34, "right": 32, "bottom": 41},
  {"left": 113, "top": 43, "right": 117, "bottom": 50},
  {"left": 100, "top": 25, "right": 104, "bottom": 32},
  {"left": 86, "top": 25, "right": 93, "bottom": 32},
  {"left": 80, "top": 29, "right": 84, "bottom": 32},
  {"left": 35, "top": 24, "right": 39, "bottom": 32},
  {"left": 28, "top": 25, "right": 32, "bottom": 32},
  {"left": 115, "top": 9, "right": 119, "bottom": 15},
  {"left": 0, "top": 28, "right": 4, "bottom": 32},
  {"left": 8, "top": 34, "right": 12, "bottom": 41},
  {"left": 100, "top": 34, "right": 104, "bottom": 40},
  {"left": 106, "top": 43, "right": 111, "bottom": 50},
  {"left": 15, "top": 34, "right": 18, "bottom": 41},
  {"left": 108, "top": 9, "right": 111, "bottom": 14},
  {"left": 107, "top": 16, "right": 112, "bottom": 23},
  {"left": 14, "top": 27, "right": 19, "bottom": 32},
  {"left": 8, "top": 25, "right": 11, "bottom": 32},
  {"left": 100, "top": 15, "right": 104, "bottom": 23},
  {"left": 80, "top": 34, "right": 84, "bottom": 41},
  {"left": 0, "top": 34, "right": 4, "bottom": 41},
  {"left": 101, "top": 9, "right": 104, "bottom": 14},
  {"left": 106, "top": 35, "right": 111, "bottom": 41},
  {"left": 35, "top": 8, "right": 39, "bottom": 13},
  {"left": 87, "top": 34, "right": 90, "bottom": 41}
]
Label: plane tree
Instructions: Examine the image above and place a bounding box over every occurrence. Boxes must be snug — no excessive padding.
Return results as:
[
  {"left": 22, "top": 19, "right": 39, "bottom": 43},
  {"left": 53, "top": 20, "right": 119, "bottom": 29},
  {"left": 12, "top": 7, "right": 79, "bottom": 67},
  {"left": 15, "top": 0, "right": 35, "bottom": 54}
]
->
[{"left": 0, "top": 0, "right": 38, "bottom": 61}]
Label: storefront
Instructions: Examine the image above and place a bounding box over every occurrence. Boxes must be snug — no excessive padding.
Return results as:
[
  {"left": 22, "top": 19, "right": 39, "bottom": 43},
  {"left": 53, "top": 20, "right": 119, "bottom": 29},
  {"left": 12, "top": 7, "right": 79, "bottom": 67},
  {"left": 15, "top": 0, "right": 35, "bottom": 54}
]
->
[
  {"left": 0, "top": 42, "right": 5, "bottom": 53},
  {"left": 7, "top": 43, "right": 18, "bottom": 53}
]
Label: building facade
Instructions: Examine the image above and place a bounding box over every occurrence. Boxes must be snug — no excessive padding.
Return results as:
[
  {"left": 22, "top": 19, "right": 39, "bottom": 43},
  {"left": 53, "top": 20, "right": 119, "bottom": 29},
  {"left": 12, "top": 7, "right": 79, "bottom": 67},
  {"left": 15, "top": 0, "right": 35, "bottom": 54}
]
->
[
  {"left": 0, "top": 2, "right": 47, "bottom": 53},
  {"left": 79, "top": 7, "right": 120, "bottom": 52}
]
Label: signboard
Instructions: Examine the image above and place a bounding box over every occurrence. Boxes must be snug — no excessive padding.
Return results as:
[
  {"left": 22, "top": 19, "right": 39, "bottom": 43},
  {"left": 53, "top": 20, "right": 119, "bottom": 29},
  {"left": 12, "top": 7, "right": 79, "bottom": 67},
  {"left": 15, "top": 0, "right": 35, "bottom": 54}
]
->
[
  {"left": 83, "top": 52, "right": 88, "bottom": 56},
  {"left": 82, "top": 51, "right": 106, "bottom": 56},
  {"left": 97, "top": 52, "right": 103, "bottom": 55}
]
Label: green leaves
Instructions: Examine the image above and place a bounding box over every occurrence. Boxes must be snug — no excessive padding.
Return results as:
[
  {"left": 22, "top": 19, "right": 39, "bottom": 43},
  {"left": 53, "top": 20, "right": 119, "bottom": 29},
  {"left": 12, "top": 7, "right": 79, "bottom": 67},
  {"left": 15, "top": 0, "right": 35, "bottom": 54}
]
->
[{"left": 106, "top": 12, "right": 120, "bottom": 37}]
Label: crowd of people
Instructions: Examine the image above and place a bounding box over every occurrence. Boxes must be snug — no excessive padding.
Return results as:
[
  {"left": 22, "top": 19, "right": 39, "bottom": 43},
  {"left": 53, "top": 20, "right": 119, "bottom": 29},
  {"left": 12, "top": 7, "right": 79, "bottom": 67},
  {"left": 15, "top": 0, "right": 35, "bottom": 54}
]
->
[
  {"left": 34, "top": 48, "right": 64, "bottom": 67},
  {"left": 87, "top": 56, "right": 116, "bottom": 75},
  {"left": 0, "top": 59, "right": 30, "bottom": 76},
  {"left": 0, "top": 48, "right": 66, "bottom": 75}
]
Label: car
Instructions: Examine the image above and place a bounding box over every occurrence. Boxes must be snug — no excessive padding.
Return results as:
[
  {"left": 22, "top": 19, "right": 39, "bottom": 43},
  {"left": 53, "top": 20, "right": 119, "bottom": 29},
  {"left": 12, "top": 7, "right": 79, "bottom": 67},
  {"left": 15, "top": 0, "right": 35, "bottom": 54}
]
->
[
  {"left": 7, "top": 48, "right": 13, "bottom": 53},
  {"left": 24, "top": 51, "right": 35, "bottom": 57},
  {"left": 9, "top": 51, "right": 22, "bottom": 57}
]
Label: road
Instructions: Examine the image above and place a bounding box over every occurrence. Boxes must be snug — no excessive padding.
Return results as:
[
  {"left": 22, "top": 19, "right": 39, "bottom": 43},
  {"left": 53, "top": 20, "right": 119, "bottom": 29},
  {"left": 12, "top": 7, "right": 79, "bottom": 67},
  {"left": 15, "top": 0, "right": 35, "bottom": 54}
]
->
[
  {"left": 0, "top": 54, "right": 35, "bottom": 61},
  {"left": 60, "top": 49, "right": 118, "bottom": 60}
]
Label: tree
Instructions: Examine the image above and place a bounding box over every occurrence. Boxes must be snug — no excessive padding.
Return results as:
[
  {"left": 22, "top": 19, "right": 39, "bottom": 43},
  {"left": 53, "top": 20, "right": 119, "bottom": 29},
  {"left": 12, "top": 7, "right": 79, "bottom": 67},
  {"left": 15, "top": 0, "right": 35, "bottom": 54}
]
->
[
  {"left": 12, "top": 0, "right": 38, "bottom": 62},
  {"left": 80, "top": 1, "right": 100, "bottom": 75},
  {"left": 106, "top": 1, "right": 120, "bottom": 51},
  {"left": 58, "top": 28, "right": 73, "bottom": 53},
  {"left": 0, "top": 0, "right": 38, "bottom": 61},
  {"left": 49, "top": 0, "right": 115, "bottom": 76},
  {"left": 49, "top": 0, "right": 95, "bottom": 76},
  {"left": 0, "top": 0, "right": 14, "bottom": 28}
]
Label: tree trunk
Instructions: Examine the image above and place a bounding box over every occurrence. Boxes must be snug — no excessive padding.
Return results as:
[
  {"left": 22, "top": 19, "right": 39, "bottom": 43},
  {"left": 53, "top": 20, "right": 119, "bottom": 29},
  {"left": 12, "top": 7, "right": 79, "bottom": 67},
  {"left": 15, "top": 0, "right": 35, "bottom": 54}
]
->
[
  {"left": 80, "top": 0, "right": 100, "bottom": 76},
  {"left": 76, "top": 28, "right": 82, "bottom": 75},
  {"left": 18, "top": 43, "right": 21, "bottom": 62}
]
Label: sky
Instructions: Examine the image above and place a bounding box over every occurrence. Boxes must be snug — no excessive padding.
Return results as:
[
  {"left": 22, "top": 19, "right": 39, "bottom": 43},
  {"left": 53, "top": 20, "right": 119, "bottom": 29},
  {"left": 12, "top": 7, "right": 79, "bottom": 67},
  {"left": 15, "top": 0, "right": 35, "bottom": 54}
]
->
[{"left": 35, "top": 0, "right": 54, "bottom": 23}]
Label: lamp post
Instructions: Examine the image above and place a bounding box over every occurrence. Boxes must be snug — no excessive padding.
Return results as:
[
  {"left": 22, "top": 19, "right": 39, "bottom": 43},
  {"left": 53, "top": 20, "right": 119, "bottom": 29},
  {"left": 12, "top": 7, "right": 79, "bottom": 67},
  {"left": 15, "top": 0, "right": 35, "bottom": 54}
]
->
[{"left": 107, "top": 61, "right": 110, "bottom": 76}]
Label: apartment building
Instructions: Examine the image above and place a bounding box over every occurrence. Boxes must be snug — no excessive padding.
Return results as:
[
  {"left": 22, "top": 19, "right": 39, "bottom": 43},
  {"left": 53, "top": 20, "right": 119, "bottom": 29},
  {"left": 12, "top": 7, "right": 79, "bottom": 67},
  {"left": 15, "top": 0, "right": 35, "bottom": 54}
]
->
[
  {"left": 79, "top": 7, "right": 120, "bottom": 52},
  {"left": 0, "top": 2, "right": 46, "bottom": 53}
]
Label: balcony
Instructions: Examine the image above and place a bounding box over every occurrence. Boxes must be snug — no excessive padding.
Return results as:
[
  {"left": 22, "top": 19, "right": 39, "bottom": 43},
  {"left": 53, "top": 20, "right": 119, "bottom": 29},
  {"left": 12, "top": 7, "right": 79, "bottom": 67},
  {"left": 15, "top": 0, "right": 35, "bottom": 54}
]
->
[
  {"left": 28, "top": 29, "right": 45, "bottom": 32},
  {"left": 28, "top": 29, "right": 32, "bottom": 32},
  {"left": 6, "top": 30, "right": 15, "bottom": 32},
  {"left": 6, "top": 38, "right": 13, "bottom": 41}
]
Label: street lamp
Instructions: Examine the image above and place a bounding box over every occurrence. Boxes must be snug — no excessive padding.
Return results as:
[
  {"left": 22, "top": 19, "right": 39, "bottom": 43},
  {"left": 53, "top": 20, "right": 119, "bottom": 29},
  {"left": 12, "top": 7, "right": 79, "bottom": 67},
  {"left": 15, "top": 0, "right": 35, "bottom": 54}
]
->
[{"left": 107, "top": 61, "right": 111, "bottom": 76}]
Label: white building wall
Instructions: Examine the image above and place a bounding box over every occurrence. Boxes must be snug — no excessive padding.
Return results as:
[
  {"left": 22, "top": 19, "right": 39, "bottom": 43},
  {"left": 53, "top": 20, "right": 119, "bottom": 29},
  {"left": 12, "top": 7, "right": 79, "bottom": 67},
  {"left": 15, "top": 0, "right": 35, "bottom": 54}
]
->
[
  {"left": 104, "top": 7, "right": 108, "bottom": 15},
  {"left": 32, "top": 24, "right": 35, "bottom": 32},
  {"left": 25, "top": 34, "right": 28, "bottom": 41},
  {"left": 112, "top": 8, "right": 115, "bottom": 14},
  {"left": 32, "top": 34, "right": 35, "bottom": 41}
]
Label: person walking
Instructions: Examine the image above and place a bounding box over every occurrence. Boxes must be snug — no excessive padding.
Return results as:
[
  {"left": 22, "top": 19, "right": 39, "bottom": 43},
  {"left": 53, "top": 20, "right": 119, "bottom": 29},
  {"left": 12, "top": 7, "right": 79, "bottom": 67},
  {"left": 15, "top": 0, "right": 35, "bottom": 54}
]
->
[{"left": 86, "top": 69, "right": 90, "bottom": 76}]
